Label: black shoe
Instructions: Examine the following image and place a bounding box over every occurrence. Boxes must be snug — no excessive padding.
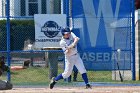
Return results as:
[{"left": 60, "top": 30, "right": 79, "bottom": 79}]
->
[
  {"left": 86, "top": 84, "right": 92, "bottom": 89},
  {"left": 49, "top": 77, "right": 56, "bottom": 89}
]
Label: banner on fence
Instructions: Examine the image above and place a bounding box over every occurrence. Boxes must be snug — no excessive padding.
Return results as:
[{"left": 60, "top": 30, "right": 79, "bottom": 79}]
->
[
  {"left": 72, "top": 0, "right": 132, "bottom": 70},
  {"left": 34, "top": 14, "right": 66, "bottom": 48}
]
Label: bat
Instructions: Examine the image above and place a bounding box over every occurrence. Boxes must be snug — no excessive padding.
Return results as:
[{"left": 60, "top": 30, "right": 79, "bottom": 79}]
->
[
  {"left": 116, "top": 62, "right": 123, "bottom": 82},
  {"left": 117, "top": 49, "right": 123, "bottom": 82}
]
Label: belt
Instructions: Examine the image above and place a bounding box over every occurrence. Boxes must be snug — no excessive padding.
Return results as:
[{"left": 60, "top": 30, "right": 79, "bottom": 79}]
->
[{"left": 66, "top": 53, "right": 78, "bottom": 57}]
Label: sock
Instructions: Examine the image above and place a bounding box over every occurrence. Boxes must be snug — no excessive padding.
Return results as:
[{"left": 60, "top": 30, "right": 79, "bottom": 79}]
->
[
  {"left": 82, "top": 73, "right": 89, "bottom": 84},
  {"left": 55, "top": 74, "right": 63, "bottom": 81}
]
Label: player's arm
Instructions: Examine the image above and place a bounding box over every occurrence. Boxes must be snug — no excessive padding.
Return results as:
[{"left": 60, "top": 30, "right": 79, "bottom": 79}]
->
[
  {"left": 73, "top": 37, "right": 80, "bottom": 45},
  {"left": 67, "top": 32, "right": 80, "bottom": 49},
  {"left": 60, "top": 41, "right": 70, "bottom": 54}
]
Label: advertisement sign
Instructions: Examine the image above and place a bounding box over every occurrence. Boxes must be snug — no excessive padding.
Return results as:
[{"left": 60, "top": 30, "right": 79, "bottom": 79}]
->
[
  {"left": 72, "top": 0, "right": 132, "bottom": 70},
  {"left": 34, "top": 14, "right": 66, "bottom": 48}
]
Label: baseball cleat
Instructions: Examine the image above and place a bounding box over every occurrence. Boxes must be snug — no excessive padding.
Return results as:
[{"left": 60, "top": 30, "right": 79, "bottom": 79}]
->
[
  {"left": 49, "top": 77, "right": 56, "bottom": 89},
  {"left": 85, "top": 84, "right": 92, "bottom": 89}
]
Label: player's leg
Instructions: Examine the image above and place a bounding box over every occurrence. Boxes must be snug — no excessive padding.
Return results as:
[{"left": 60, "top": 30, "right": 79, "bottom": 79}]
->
[
  {"left": 49, "top": 56, "right": 74, "bottom": 89},
  {"left": 54, "top": 61, "right": 73, "bottom": 81},
  {"left": 74, "top": 54, "right": 91, "bottom": 89},
  {"left": 62, "top": 56, "right": 74, "bottom": 78},
  {"left": 73, "top": 66, "right": 78, "bottom": 81},
  {"left": 74, "top": 56, "right": 88, "bottom": 84}
]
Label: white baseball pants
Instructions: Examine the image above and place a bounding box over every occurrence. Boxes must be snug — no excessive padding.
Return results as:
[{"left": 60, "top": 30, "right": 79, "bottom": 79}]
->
[{"left": 62, "top": 53, "right": 87, "bottom": 78}]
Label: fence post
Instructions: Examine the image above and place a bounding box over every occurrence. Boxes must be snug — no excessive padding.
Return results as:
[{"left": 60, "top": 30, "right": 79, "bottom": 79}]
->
[
  {"left": 6, "top": 0, "right": 11, "bottom": 81},
  {"left": 66, "top": 0, "right": 70, "bottom": 26},
  {"left": 132, "top": 0, "right": 136, "bottom": 80}
]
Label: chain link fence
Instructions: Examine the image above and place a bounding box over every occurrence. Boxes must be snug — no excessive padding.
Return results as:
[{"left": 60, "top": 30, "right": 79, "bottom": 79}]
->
[
  {"left": 0, "top": 0, "right": 136, "bottom": 87},
  {"left": 71, "top": 0, "right": 134, "bottom": 82}
]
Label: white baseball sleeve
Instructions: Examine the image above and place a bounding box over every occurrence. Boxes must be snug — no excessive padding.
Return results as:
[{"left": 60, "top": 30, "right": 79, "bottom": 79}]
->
[
  {"left": 60, "top": 41, "right": 69, "bottom": 54},
  {"left": 68, "top": 32, "right": 80, "bottom": 48}
]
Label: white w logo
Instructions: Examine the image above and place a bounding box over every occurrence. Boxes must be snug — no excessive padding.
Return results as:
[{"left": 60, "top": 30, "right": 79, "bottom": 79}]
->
[{"left": 81, "top": 0, "right": 121, "bottom": 47}]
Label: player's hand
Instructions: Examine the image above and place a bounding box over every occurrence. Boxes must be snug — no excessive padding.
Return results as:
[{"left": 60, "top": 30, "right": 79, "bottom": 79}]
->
[
  {"left": 71, "top": 43, "right": 76, "bottom": 48},
  {"left": 64, "top": 49, "right": 69, "bottom": 54},
  {"left": 73, "top": 37, "right": 79, "bottom": 45},
  {"left": 67, "top": 43, "right": 76, "bottom": 49}
]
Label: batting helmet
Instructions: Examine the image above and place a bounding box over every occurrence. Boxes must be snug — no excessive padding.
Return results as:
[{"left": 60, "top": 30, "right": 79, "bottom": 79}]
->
[{"left": 61, "top": 27, "right": 71, "bottom": 36}]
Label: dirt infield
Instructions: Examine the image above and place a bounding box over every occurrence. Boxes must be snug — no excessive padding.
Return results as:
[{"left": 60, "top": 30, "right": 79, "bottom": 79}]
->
[{"left": 0, "top": 86, "right": 140, "bottom": 93}]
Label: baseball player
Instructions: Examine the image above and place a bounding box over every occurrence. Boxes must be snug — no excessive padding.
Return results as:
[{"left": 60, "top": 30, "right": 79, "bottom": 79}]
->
[{"left": 49, "top": 27, "right": 91, "bottom": 89}]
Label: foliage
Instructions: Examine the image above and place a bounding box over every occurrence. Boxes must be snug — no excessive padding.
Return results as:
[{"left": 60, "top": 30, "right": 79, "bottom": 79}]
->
[{"left": 0, "top": 20, "right": 35, "bottom": 50}]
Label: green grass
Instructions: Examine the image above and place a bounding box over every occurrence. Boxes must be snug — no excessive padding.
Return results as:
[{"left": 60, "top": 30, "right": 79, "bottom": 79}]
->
[
  {"left": 1, "top": 67, "right": 140, "bottom": 86},
  {"left": 11, "top": 67, "right": 49, "bottom": 85}
]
